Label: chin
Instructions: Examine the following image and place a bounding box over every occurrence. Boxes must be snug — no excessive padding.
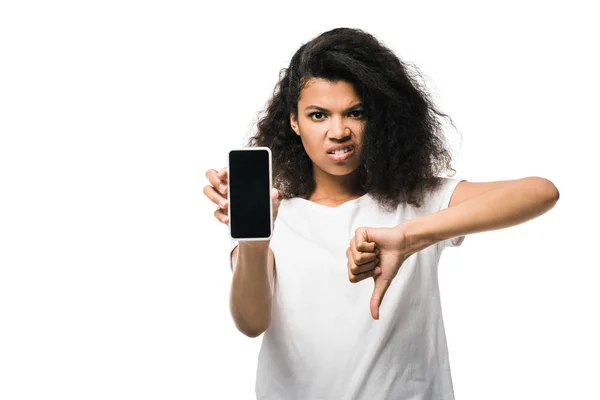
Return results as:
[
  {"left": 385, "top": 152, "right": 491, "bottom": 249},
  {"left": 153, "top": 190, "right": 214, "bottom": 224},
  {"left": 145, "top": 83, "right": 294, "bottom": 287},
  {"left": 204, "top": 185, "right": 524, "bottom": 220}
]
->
[{"left": 316, "top": 161, "right": 359, "bottom": 176}]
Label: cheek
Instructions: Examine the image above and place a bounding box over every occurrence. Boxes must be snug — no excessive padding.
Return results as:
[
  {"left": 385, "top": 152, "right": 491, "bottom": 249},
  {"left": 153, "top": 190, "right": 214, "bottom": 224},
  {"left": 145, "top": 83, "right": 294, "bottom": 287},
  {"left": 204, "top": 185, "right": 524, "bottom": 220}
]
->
[
  {"left": 298, "top": 117, "right": 321, "bottom": 134},
  {"left": 300, "top": 136, "right": 320, "bottom": 157},
  {"left": 351, "top": 120, "right": 366, "bottom": 134},
  {"left": 297, "top": 121, "right": 322, "bottom": 149}
]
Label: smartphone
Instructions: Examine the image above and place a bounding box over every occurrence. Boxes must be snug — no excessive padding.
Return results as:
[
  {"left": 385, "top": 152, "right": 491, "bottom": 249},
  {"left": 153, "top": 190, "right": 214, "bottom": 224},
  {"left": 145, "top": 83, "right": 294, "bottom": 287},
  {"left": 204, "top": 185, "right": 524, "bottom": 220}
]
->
[{"left": 227, "top": 147, "right": 273, "bottom": 241}]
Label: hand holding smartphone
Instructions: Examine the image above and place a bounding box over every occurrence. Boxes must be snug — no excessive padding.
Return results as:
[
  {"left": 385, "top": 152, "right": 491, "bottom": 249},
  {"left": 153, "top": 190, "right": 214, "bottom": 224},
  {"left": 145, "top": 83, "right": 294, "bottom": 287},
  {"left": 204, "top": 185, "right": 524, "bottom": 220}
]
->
[{"left": 227, "top": 147, "right": 274, "bottom": 241}]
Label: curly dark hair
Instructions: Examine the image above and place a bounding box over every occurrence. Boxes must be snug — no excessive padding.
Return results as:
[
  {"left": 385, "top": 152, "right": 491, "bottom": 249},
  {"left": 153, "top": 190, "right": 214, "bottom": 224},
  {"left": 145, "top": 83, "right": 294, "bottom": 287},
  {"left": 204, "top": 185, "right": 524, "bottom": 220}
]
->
[{"left": 246, "top": 27, "right": 460, "bottom": 211}]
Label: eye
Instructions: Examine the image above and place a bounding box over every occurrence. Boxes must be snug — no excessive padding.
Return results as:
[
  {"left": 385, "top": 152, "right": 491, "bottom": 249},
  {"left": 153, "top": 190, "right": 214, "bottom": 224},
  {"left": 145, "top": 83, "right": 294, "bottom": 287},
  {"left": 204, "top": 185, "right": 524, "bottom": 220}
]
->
[
  {"left": 349, "top": 110, "right": 364, "bottom": 119},
  {"left": 309, "top": 112, "right": 326, "bottom": 121}
]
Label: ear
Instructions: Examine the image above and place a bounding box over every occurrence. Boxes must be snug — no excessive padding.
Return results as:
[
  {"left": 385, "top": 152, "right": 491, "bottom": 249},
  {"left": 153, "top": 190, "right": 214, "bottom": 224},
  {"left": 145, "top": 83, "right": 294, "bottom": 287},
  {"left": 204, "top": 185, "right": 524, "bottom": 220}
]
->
[{"left": 290, "top": 113, "right": 300, "bottom": 136}]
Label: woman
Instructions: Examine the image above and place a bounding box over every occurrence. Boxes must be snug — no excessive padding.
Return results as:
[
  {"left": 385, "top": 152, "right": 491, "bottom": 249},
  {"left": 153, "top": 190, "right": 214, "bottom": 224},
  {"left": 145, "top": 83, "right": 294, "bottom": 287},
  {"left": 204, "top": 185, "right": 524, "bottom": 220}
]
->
[{"left": 204, "top": 28, "right": 559, "bottom": 400}]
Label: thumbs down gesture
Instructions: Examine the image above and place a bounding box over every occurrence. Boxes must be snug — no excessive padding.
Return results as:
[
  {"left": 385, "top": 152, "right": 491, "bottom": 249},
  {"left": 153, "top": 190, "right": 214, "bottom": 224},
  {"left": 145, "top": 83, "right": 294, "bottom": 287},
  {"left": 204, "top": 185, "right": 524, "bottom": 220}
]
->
[{"left": 346, "top": 225, "right": 411, "bottom": 320}]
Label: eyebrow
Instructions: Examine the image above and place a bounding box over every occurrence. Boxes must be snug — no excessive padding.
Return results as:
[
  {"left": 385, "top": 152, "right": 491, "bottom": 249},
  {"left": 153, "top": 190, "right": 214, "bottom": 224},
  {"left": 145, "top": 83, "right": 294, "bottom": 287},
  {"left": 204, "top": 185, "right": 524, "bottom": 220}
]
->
[{"left": 304, "top": 103, "right": 363, "bottom": 113}]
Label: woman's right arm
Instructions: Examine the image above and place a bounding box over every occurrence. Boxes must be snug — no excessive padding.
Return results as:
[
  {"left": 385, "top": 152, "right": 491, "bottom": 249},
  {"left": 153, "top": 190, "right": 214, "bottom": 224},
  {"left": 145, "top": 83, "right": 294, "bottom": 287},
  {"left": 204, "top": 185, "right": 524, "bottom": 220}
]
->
[
  {"left": 230, "top": 241, "right": 275, "bottom": 338},
  {"left": 203, "top": 166, "right": 281, "bottom": 338}
]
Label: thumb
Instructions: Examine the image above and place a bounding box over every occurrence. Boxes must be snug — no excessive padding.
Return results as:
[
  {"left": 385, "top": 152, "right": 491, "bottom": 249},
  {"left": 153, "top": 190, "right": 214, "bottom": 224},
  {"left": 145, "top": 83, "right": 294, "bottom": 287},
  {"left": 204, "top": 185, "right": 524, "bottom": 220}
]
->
[
  {"left": 370, "top": 273, "right": 392, "bottom": 320},
  {"left": 272, "top": 188, "right": 281, "bottom": 201},
  {"left": 271, "top": 189, "right": 282, "bottom": 220}
]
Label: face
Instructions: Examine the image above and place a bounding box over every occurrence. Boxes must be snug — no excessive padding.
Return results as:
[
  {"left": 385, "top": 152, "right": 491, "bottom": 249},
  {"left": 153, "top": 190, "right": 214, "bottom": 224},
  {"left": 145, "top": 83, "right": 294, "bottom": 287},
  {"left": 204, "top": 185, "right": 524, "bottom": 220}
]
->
[{"left": 290, "top": 78, "right": 366, "bottom": 177}]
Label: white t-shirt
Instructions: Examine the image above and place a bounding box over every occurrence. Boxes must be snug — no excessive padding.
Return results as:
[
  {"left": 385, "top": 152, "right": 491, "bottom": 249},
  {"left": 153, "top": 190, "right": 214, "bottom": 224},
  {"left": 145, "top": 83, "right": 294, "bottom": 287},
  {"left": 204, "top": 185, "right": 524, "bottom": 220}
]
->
[{"left": 230, "top": 178, "right": 465, "bottom": 400}]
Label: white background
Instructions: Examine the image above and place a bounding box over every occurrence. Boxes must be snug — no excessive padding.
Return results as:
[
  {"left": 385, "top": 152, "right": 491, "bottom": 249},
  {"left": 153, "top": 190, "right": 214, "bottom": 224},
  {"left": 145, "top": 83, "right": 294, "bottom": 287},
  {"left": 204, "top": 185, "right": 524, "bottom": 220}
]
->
[{"left": 1, "top": 1, "right": 598, "bottom": 399}]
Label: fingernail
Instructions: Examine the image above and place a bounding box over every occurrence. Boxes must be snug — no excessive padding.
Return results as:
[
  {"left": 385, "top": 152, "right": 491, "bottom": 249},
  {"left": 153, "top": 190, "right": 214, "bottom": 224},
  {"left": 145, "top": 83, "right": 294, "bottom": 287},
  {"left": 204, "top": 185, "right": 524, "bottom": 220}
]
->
[{"left": 219, "top": 184, "right": 226, "bottom": 193}]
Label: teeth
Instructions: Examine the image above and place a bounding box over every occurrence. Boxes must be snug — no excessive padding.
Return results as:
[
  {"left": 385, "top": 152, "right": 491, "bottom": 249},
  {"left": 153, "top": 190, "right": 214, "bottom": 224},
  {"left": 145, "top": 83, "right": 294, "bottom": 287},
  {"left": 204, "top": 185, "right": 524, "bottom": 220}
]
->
[{"left": 330, "top": 147, "right": 352, "bottom": 155}]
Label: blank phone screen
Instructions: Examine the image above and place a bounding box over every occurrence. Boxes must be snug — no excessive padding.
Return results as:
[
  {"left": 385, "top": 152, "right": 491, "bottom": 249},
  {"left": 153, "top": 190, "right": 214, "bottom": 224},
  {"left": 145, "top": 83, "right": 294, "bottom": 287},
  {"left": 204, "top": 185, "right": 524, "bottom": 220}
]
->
[{"left": 228, "top": 149, "right": 272, "bottom": 240}]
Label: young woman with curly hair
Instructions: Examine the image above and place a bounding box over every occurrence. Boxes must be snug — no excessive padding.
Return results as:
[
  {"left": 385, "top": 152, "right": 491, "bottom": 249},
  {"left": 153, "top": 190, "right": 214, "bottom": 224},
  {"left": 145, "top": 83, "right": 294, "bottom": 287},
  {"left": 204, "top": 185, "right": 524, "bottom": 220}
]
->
[{"left": 204, "top": 27, "right": 559, "bottom": 400}]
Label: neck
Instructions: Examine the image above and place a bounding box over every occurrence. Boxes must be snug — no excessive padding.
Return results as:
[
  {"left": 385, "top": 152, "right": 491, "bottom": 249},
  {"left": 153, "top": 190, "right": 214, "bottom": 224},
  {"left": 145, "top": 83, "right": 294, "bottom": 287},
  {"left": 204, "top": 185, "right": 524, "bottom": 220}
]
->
[{"left": 307, "top": 166, "right": 364, "bottom": 201}]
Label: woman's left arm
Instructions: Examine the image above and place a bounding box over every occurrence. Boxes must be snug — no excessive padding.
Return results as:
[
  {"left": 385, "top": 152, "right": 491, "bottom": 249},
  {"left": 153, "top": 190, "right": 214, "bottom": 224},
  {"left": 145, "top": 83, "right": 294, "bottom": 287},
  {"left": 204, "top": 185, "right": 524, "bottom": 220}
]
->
[{"left": 402, "top": 177, "right": 560, "bottom": 255}]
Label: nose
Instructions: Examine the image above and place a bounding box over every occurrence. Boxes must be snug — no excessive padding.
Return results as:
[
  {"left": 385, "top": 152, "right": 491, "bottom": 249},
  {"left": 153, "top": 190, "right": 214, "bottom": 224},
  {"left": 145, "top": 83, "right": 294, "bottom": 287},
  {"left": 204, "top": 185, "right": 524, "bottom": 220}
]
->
[{"left": 328, "top": 115, "right": 350, "bottom": 140}]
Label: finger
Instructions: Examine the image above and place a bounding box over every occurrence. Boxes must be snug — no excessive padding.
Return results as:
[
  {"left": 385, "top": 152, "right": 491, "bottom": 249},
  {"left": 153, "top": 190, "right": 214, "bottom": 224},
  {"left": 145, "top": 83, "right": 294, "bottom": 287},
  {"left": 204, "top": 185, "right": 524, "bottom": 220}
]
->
[
  {"left": 271, "top": 187, "right": 280, "bottom": 200},
  {"left": 348, "top": 250, "right": 379, "bottom": 275},
  {"left": 216, "top": 168, "right": 228, "bottom": 195},
  {"left": 370, "top": 275, "right": 392, "bottom": 320},
  {"left": 349, "top": 259, "right": 379, "bottom": 278},
  {"left": 217, "top": 167, "right": 228, "bottom": 186},
  {"left": 205, "top": 168, "right": 217, "bottom": 184},
  {"left": 213, "top": 208, "right": 229, "bottom": 225},
  {"left": 348, "top": 263, "right": 378, "bottom": 283},
  {"left": 355, "top": 247, "right": 379, "bottom": 266},
  {"left": 205, "top": 168, "right": 228, "bottom": 195},
  {"left": 348, "top": 243, "right": 379, "bottom": 266},
  {"left": 354, "top": 228, "right": 377, "bottom": 252},
  {"left": 271, "top": 189, "right": 283, "bottom": 221},
  {"left": 204, "top": 184, "right": 228, "bottom": 209},
  {"left": 205, "top": 169, "right": 222, "bottom": 191}
]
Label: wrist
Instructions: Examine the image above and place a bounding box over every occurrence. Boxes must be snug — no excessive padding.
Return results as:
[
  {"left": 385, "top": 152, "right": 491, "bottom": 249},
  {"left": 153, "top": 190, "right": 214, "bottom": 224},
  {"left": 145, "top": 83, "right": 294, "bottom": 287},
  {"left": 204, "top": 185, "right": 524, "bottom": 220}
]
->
[
  {"left": 235, "top": 240, "right": 271, "bottom": 273},
  {"left": 239, "top": 240, "right": 270, "bottom": 251},
  {"left": 399, "top": 218, "right": 437, "bottom": 256},
  {"left": 238, "top": 241, "right": 271, "bottom": 261}
]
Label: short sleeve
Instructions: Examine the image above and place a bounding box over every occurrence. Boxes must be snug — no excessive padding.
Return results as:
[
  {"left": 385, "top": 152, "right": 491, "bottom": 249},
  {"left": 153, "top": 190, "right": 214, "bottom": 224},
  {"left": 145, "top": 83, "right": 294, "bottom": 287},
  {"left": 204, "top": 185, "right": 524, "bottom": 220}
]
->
[{"left": 437, "top": 178, "right": 466, "bottom": 248}]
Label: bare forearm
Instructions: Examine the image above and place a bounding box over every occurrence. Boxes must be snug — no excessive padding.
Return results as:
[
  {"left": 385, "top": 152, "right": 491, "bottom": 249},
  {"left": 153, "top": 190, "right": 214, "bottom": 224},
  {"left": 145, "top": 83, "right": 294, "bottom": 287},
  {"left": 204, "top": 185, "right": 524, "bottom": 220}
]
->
[
  {"left": 229, "top": 241, "right": 273, "bottom": 337},
  {"left": 403, "top": 177, "right": 560, "bottom": 254}
]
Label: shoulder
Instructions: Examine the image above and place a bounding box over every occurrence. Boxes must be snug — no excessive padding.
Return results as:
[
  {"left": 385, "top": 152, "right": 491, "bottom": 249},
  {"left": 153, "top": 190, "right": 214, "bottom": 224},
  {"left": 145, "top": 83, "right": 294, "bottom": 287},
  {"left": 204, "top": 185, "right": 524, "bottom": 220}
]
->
[
  {"left": 418, "top": 177, "right": 465, "bottom": 211},
  {"left": 447, "top": 179, "right": 514, "bottom": 208}
]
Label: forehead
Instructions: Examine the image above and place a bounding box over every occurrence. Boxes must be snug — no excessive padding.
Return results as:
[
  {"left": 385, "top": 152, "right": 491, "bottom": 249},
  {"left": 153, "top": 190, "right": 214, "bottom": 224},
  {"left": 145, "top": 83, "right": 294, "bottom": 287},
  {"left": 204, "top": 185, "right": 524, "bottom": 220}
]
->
[{"left": 298, "top": 78, "right": 360, "bottom": 106}]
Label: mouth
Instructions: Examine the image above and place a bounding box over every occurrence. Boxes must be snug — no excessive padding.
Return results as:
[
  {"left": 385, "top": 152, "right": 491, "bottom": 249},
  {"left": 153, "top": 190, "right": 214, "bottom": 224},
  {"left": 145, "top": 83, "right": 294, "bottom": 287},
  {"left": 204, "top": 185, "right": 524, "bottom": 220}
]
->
[{"left": 326, "top": 145, "right": 354, "bottom": 161}]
